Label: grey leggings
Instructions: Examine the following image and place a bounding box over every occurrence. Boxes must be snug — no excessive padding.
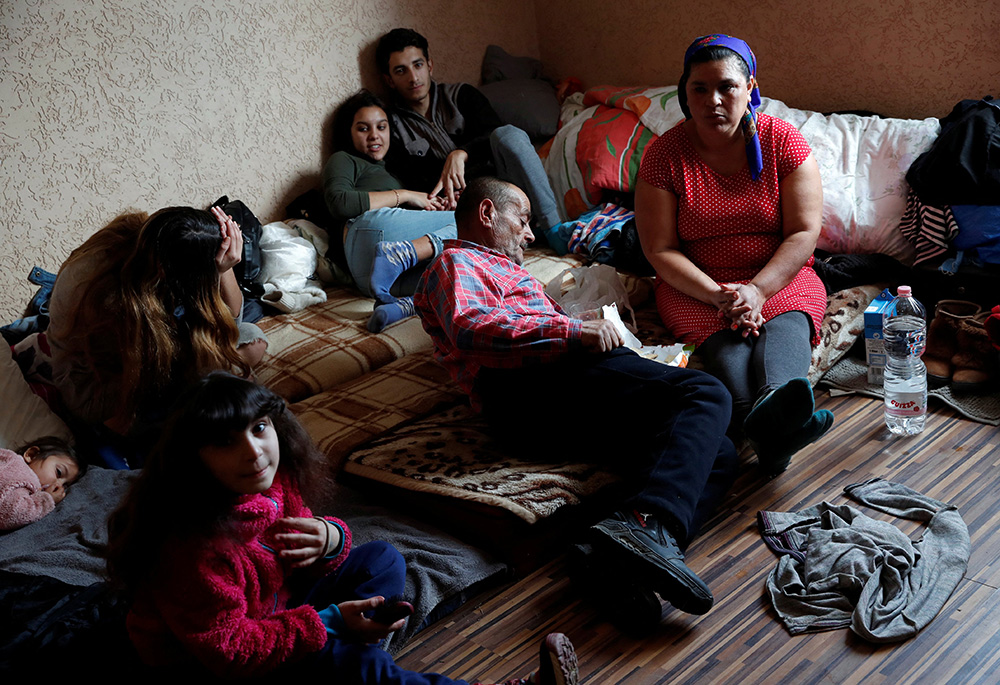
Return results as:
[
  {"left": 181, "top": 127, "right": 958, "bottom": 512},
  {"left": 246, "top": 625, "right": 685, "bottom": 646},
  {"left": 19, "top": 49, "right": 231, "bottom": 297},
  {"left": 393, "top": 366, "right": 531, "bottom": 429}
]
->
[{"left": 697, "top": 311, "right": 813, "bottom": 434}]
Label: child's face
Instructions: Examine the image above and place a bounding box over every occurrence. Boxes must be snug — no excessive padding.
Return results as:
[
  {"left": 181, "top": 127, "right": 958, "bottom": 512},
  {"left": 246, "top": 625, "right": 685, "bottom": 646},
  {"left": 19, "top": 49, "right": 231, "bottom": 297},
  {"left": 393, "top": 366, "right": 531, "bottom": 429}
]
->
[
  {"left": 199, "top": 416, "right": 280, "bottom": 495},
  {"left": 26, "top": 452, "right": 79, "bottom": 504}
]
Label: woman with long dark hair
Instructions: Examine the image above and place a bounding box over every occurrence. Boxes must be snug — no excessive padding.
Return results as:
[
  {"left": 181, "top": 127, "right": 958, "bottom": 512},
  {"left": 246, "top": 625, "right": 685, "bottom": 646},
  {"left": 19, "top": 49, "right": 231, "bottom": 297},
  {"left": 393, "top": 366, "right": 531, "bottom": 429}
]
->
[
  {"left": 323, "top": 89, "right": 457, "bottom": 331},
  {"left": 47, "top": 206, "right": 266, "bottom": 452}
]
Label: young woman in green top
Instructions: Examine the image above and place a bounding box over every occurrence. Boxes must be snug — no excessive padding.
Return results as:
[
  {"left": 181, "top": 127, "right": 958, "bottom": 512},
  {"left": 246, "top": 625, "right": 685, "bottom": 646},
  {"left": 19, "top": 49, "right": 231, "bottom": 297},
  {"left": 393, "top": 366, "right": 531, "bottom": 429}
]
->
[{"left": 323, "top": 90, "right": 456, "bottom": 331}]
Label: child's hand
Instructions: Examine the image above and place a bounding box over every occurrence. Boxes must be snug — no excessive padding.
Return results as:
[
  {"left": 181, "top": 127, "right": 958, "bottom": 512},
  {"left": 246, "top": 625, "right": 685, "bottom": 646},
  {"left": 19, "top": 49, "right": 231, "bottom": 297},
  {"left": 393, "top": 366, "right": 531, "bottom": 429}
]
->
[
  {"left": 338, "top": 597, "right": 407, "bottom": 643},
  {"left": 272, "top": 517, "right": 336, "bottom": 568}
]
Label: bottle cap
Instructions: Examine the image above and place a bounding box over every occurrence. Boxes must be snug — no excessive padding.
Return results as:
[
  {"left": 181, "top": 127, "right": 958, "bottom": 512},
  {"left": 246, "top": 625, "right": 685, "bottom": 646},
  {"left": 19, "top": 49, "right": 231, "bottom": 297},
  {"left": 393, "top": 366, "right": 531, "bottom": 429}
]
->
[{"left": 897, "top": 285, "right": 911, "bottom": 297}]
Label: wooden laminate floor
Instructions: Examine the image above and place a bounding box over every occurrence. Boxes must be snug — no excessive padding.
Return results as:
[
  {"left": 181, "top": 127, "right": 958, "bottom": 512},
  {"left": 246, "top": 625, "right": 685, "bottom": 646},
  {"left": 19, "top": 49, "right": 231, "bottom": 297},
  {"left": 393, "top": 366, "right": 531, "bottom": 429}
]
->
[{"left": 396, "top": 391, "right": 1000, "bottom": 684}]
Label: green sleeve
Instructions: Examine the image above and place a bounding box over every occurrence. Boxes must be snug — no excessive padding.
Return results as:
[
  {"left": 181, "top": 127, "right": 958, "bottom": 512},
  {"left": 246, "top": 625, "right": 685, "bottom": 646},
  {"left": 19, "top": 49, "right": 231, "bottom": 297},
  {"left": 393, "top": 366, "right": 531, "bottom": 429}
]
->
[{"left": 322, "top": 151, "right": 374, "bottom": 221}]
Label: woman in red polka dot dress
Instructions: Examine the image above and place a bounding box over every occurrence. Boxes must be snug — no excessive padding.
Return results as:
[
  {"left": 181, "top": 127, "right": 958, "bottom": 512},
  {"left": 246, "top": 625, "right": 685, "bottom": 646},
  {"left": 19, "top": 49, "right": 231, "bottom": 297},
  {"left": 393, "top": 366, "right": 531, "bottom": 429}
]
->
[{"left": 636, "top": 34, "right": 833, "bottom": 476}]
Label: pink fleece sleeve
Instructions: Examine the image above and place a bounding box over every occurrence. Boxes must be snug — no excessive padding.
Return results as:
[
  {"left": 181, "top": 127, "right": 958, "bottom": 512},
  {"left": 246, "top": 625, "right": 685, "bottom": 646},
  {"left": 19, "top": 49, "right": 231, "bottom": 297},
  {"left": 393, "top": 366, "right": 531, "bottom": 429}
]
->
[
  {"left": 0, "top": 449, "right": 56, "bottom": 531},
  {"left": 154, "top": 548, "right": 328, "bottom": 678},
  {"left": 318, "top": 516, "right": 352, "bottom": 573}
]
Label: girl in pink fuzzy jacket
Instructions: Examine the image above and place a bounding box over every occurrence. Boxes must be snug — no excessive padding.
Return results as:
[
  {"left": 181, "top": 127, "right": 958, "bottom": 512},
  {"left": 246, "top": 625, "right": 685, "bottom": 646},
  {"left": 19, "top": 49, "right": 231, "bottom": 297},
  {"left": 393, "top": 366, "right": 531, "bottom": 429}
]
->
[
  {"left": 0, "top": 436, "right": 80, "bottom": 530},
  {"left": 106, "top": 372, "right": 578, "bottom": 685}
]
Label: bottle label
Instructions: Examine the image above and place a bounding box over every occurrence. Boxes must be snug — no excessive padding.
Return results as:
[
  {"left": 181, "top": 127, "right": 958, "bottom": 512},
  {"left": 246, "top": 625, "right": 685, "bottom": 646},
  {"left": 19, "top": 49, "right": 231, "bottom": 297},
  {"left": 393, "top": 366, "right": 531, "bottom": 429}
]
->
[{"left": 885, "top": 392, "right": 927, "bottom": 417}]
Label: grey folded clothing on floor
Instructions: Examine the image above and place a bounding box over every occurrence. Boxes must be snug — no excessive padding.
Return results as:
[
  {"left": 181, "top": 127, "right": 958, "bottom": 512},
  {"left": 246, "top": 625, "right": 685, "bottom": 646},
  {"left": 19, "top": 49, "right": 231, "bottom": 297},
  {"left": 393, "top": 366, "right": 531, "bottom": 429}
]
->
[{"left": 758, "top": 478, "right": 969, "bottom": 642}]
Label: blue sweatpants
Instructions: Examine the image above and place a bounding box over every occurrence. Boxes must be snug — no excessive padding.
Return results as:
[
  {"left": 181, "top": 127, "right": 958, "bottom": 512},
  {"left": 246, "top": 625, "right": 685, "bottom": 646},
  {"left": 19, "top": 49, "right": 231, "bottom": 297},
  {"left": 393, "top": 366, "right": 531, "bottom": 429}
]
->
[{"left": 287, "top": 541, "right": 468, "bottom": 684}]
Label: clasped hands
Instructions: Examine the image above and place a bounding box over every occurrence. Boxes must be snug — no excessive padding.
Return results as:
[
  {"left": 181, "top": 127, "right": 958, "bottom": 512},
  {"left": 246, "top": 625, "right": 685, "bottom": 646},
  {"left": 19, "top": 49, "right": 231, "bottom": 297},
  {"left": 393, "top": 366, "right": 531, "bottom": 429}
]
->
[{"left": 714, "top": 282, "right": 765, "bottom": 338}]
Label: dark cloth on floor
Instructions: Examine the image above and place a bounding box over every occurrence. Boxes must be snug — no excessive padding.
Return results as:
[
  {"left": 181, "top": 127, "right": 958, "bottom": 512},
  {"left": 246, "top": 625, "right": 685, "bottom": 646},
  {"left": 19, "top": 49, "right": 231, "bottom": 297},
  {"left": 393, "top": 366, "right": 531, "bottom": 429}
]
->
[
  {"left": 758, "top": 478, "right": 969, "bottom": 642},
  {"left": 812, "top": 251, "right": 911, "bottom": 293},
  {"left": 0, "top": 571, "right": 137, "bottom": 677}
]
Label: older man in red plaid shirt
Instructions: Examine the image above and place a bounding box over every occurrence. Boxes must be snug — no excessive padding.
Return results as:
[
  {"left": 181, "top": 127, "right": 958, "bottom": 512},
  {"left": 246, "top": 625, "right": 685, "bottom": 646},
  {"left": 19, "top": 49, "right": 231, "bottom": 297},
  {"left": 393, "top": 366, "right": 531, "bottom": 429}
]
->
[{"left": 414, "top": 177, "right": 737, "bottom": 617}]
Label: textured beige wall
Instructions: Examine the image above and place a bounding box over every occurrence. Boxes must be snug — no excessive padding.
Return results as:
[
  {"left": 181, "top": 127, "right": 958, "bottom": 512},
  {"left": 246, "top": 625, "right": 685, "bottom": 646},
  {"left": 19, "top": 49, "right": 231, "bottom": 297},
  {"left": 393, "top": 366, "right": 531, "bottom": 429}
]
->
[
  {"left": 5, "top": 0, "right": 998, "bottom": 322},
  {"left": 535, "top": 0, "right": 999, "bottom": 119},
  {"left": 1, "top": 0, "right": 539, "bottom": 321}
]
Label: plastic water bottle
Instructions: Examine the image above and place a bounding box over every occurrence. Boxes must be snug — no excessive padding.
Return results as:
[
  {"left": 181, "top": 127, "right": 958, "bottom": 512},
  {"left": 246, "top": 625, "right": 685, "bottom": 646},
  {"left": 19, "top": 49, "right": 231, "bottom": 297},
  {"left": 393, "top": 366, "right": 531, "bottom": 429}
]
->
[{"left": 882, "top": 286, "right": 927, "bottom": 435}]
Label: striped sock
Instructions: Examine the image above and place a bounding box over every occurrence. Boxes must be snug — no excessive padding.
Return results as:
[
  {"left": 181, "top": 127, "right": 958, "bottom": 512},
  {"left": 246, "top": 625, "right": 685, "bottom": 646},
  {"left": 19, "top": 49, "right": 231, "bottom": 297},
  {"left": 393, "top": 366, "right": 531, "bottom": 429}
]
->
[
  {"left": 367, "top": 297, "right": 416, "bottom": 333},
  {"left": 370, "top": 240, "right": 418, "bottom": 304}
]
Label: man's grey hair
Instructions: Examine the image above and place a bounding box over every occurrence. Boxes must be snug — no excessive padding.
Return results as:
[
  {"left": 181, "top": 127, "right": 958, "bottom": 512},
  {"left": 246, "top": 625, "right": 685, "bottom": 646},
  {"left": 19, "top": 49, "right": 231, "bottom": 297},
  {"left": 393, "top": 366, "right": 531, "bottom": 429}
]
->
[{"left": 454, "top": 176, "right": 520, "bottom": 234}]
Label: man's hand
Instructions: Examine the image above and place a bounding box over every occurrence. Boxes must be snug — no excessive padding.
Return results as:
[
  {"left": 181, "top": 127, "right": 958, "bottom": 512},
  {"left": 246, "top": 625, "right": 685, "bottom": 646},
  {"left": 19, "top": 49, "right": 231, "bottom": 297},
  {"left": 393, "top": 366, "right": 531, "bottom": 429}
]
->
[
  {"left": 429, "top": 149, "right": 469, "bottom": 208},
  {"left": 580, "top": 319, "right": 625, "bottom": 352},
  {"left": 272, "top": 517, "right": 336, "bottom": 568},
  {"left": 338, "top": 597, "right": 407, "bottom": 643}
]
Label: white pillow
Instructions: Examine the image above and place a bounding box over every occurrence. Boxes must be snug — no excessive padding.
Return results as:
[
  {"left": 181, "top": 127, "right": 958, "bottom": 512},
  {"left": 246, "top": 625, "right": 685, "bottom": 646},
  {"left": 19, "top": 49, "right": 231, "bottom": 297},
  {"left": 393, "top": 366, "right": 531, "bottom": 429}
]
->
[
  {"left": 758, "top": 98, "right": 940, "bottom": 263},
  {"left": 0, "top": 346, "right": 72, "bottom": 449}
]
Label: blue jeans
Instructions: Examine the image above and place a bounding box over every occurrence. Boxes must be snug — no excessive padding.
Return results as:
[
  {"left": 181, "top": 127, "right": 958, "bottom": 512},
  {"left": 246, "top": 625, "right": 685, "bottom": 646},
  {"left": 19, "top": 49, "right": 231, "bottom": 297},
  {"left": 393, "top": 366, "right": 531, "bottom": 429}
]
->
[
  {"left": 343, "top": 208, "right": 456, "bottom": 298},
  {"left": 490, "top": 125, "right": 561, "bottom": 231},
  {"left": 287, "top": 541, "right": 467, "bottom": 684},
  {"left": 0, "top": 265, "right": 56, "bottom": 345},
  {"left": 477, "top": 348, "right": 737, "bottom": 546}
]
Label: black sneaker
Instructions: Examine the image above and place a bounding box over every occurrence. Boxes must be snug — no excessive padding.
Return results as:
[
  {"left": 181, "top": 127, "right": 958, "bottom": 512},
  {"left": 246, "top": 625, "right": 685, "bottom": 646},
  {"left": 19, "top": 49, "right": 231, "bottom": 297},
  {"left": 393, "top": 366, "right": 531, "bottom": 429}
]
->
[{"left": 590, "top": 509, "right": 713, "bottom": 615}]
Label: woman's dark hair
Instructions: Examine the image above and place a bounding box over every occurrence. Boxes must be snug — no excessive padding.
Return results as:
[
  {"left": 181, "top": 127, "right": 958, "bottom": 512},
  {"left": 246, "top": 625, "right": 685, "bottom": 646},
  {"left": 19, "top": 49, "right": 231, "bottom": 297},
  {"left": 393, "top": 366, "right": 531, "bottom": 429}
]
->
[
  {"left": 677, "top": 46, "right": 751, "bottom": 119},
  {"left": 332, "top": 89, "right": 389, "bottom": 156},
  {"left": 62, "top": 208, "right": 247, "bottom": 426},
  {"left": 375, "top": 28, "right": 429, "bottom": 75},
  {"left": 106, "top": 372, "right": 329, "bottom": 594}
]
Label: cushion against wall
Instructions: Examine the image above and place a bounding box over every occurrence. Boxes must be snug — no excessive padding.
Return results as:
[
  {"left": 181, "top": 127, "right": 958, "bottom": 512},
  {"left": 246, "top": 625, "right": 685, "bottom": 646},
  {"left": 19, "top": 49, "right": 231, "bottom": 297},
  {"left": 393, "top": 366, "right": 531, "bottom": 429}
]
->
[
  {"left": 543, "top": 86, "right": 684, "bottom": 221},
  {"left": 479, "top": 79, "right": 560, "bottom": 141},
  {"left": 0, "top": 347, "right": 72, "bottom": 449},
  {"left": 757, "top": 98, "right": 940, "bottom": 263},
  {"left": 481, "top": 44, "right": 544, "bottom": 83},
  {"left": 480, "top": 44, "right": 559, "bottom": 141}
]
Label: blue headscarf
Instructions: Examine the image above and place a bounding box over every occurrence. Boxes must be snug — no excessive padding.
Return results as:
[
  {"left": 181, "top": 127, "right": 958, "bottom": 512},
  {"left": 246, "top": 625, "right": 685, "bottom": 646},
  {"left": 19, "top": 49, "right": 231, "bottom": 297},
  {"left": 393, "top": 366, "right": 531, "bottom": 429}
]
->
[{"left": 681, "top": 34, "right": 763, "bottom": 180}]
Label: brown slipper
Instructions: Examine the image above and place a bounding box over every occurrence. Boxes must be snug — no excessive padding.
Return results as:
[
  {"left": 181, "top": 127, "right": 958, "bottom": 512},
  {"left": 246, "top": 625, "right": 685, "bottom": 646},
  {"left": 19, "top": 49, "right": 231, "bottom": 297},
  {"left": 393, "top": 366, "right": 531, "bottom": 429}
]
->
[
  {"left": 951, "top": 312, "right": 999, "bottom": 393},
  {"left": 924, "top": 300, "right": 981, "bottom": 387}
]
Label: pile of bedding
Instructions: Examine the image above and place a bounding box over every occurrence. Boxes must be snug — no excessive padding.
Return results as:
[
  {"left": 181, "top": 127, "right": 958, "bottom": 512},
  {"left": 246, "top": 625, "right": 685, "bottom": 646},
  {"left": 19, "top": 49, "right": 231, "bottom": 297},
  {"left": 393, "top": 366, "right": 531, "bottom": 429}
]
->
[{"left": 542, "top": 85, "right": 941, "bottom": 262}]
